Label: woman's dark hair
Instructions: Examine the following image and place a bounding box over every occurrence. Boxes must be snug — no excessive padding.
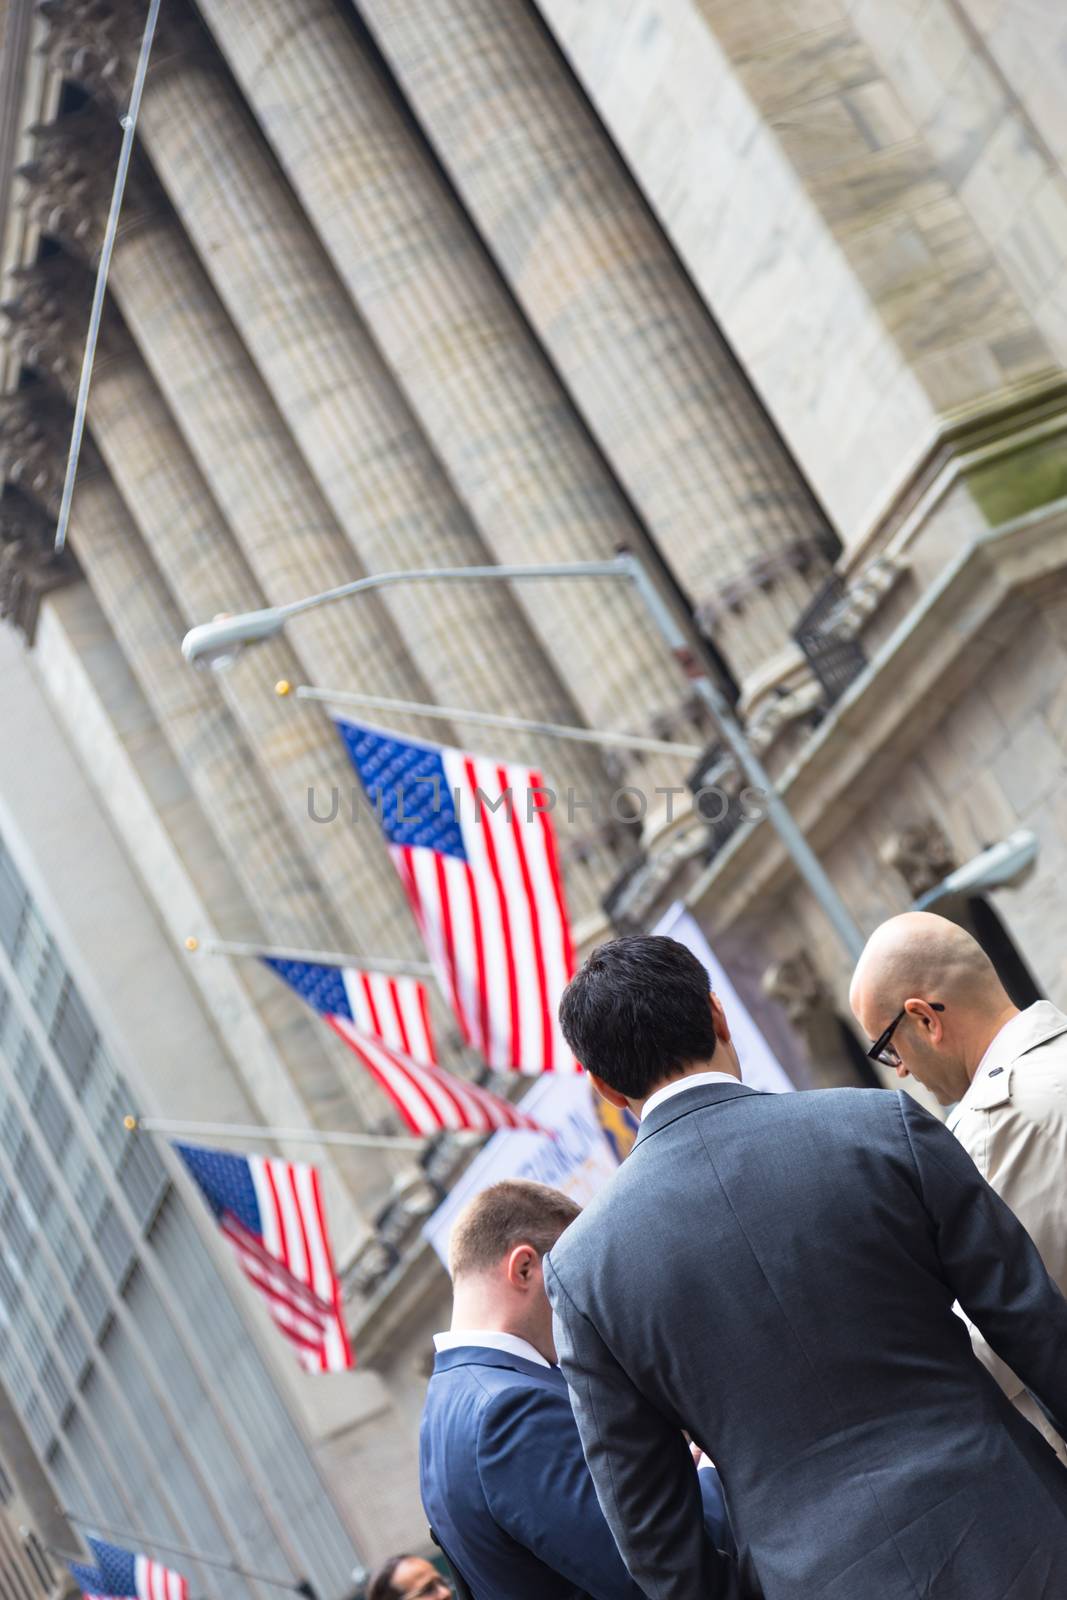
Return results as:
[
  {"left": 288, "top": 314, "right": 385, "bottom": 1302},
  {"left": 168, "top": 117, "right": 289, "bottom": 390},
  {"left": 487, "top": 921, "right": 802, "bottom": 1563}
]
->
[
  {"left": 559, "top": 935, "right": 716, "bottom": 1098},
  {"left": 366, "top": 1557, "right": 405, "bottom": 1600}
]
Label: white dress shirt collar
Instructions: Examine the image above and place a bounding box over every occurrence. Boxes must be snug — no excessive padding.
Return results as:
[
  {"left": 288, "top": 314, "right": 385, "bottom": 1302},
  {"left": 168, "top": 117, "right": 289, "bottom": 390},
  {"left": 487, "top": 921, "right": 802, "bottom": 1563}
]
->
[
  {"left": 432, "top": 1329, "right": 551, "bottom": 1368},
  {"left": 641, "top": 1068, "right": 743, "bottom": 1120}
]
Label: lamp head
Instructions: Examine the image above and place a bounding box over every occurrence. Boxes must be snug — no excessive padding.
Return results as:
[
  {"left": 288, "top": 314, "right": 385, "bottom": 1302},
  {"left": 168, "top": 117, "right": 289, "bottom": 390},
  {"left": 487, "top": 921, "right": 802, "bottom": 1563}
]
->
[{"left": 181, "top": 608, "right": 286, "bottom": 669}]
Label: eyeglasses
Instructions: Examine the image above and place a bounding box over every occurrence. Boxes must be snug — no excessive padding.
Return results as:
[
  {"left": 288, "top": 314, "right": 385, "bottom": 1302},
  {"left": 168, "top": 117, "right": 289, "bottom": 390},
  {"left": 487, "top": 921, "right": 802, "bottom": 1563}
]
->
[
  {"left": 401, "top": 1578, "right": 452, "bottom": 1600},
  {"left": 867, "top": 1002, "right": 944, "bottom": 1068}
]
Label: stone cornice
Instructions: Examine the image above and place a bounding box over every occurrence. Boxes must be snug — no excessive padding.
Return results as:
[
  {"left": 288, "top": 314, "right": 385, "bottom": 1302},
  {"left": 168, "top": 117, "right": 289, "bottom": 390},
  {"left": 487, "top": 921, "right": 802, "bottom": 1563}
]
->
[
  {"left": 38, "top": 0, "right": 214, "bottom": 103},
  {"left": 686, "top": 496, "right": 1067, "bottom": 945},
  {"left": 0, "top": 481, "right": 78, "bottom": 641},
  {"left": 2, "top": 249, "right": 132, "bottom": 396},
  {"left": 0, "top": 381, "right": 99, "bottom": 513},
  {"left": 842, "top": 373, "right": 1067, "bottom": 582},
  {"left": 17, "top": 102, "right": 163, "bottom": 261},
  {"left": 1, "top": 5, "right": 62, "bottom": 396}
]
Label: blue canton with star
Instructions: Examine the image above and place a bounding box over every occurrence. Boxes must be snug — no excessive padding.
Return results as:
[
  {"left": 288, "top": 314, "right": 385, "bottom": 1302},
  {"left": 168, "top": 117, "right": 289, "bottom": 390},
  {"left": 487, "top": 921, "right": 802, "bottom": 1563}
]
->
[
  {"left": 68, "top": 1560, "right": 111, "bottom": 1597},
  {"left": 66, "top": 1541, "right": 142, "bottom": 1599},
  {"left": 263, "top": 958, "right": 352, "bottom": 1020},
  {"left": 334, "top": 719, "right": 467, "bottom": 858},
  {"left": 175, "top": 1144, "right": 262, "bottom": 1237}
]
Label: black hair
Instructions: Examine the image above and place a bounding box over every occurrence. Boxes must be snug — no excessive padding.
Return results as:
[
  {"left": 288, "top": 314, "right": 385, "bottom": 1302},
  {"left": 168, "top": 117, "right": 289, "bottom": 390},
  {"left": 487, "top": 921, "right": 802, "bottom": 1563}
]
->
[
  {"left": 559, "top": 935, "right": 716, "bottom": 1099},
  {"left": 366, "top": 1559, "right": 404, "bottom": 1600}
]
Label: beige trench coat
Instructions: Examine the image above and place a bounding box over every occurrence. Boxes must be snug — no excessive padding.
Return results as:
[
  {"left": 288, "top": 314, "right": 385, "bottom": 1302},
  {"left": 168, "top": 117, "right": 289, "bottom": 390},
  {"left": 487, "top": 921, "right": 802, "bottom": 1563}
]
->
[{"left": 949, "top": 1000, "right": 1067, "bottom": 1464}]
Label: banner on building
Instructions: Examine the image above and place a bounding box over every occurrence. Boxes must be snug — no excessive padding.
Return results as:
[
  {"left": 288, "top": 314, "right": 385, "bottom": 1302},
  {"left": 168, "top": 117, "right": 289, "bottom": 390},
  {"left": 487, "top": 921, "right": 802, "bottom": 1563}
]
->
[
  {"left": 652, "top": 903, "right": 794, "bottom": 1094},
  {"left": 423, "top": 1072, "right": 620, "bottom": 1266}
]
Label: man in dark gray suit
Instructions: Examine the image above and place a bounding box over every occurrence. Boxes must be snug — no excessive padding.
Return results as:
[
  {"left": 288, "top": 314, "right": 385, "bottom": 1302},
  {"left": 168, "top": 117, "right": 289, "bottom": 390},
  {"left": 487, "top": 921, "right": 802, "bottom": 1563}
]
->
[{"left": 545, "top": 935, "right": 1067, "bottom": 1600}]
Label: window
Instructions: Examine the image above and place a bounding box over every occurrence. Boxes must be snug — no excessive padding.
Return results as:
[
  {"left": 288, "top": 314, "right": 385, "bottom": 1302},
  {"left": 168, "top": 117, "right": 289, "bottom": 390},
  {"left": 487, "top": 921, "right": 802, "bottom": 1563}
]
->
[
  {"left": 74, "top": 1163, "right": 108, "bottom": 1234},
  {"left": 12, "top": 1034, "right": 39, "bottom": 1099},
  {"left": 0, "top": 1101, "right": 22, "bottom": 1162},
  {"left": 22, "top": 1395, "right": 52, "bottom": 1457},
  {"left": 15, "top": 1141, "right": 49, "bottom": 1218},
  {"left": 32, "top": 939, "right": 65, "bottom": 1034},
  {"left": 50, "top": 980, "right": 95, "bottom": 1097},
  {"left": 0, "top": 846, "right": 26, "bottom": 958},
  {"left": 12, "top": 903, "right": 49, "bottom": 997},
  {"left": 96, "top": 1203, "right": 134, "bottom": 1284},
  {"left": 55, "top": 1307, "right": 89, "bottom": 1382},
  {"left": 23, "top": 1531, "right": 54, "bottom": 1592},
  {"left": 72, "top": 1255, "right": 108, "bottom": 1338},
  {"left": 32, "top": 1071, "right": 72, "bottom": 1160},
  {"left": 115, "top": 1134, "right": 167, "bottom": 1225}
]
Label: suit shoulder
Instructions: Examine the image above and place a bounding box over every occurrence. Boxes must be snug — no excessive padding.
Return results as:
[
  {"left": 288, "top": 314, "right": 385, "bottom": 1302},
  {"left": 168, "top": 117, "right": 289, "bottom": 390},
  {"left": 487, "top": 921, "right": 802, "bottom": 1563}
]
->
[
  {"left": 475, "top": 1372, "right": 572, "bottom": 1458},
  {"left": 758, "top": 1085, "right": 909, "bottom": 1137}
]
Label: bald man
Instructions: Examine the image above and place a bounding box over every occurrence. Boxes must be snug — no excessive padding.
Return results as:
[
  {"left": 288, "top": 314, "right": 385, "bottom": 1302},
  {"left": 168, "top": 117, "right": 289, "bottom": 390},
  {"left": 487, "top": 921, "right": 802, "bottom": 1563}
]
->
[{"left": 851, "top": 911, "right": 1067, "bottom": 1461}]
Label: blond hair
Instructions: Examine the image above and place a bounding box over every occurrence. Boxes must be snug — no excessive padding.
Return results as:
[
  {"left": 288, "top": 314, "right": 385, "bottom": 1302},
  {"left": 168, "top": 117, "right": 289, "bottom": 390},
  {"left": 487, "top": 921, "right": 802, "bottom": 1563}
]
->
[{"left": 448, "top": 1180, "right": 580, "bottom": 1279}]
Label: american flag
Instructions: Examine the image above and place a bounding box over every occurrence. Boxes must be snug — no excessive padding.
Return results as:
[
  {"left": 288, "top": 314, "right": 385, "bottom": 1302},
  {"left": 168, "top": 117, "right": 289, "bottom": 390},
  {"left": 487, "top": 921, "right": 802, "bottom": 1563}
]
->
[
  {"left": 175, "top": 1142, "right": 353, "bottom": 1373},
  {"left": 264, "top": 959, "right": 551, "bottom": 1139},
  {"left": 264, "top": 959, "right": 436, "bottom": 1064},
  {"left": 335, "top": 720, "right": 578, "bottom": 1075},
  {"left": 68, "top": 1539, "right": 187, "bottom": 1600}
]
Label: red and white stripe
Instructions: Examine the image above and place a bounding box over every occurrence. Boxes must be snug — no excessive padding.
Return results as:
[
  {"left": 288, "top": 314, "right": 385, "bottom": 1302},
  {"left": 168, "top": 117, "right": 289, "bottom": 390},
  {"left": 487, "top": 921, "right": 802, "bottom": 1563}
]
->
[
  {"left": 391, "top": 752, "right": 578, "bottom": 1075},
  {"left": 134, "top": 1557, "right": 187, "bottom": 1600},
  {"left": 341, "top": 969, "right": 436, "bottom": 1064},
  {"left": 223, "top": 1156, "right": 353, "bottom": 1373},
  {"left": 328, "top": 1025, "right": 552, "bottom": 1139}
]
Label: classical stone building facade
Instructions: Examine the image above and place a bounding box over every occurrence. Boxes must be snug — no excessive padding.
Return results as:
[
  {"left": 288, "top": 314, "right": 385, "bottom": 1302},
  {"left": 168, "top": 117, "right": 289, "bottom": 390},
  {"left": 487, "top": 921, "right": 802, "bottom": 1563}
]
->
[{"left": 1, "top": 0, "right": 1066, "bottom": 1571}]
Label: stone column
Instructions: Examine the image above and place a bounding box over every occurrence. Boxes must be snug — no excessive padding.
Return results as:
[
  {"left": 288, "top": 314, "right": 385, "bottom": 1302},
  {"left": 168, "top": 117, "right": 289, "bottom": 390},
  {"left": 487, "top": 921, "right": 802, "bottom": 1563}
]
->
[
  {"left": 20, "top": 95, "right": 621, "bottom": 908},
  {"left": 4, "top": 250, "right": 435, "bottom": 956},
  {"left": 18, "top": 115, "right": 434, "bottom": 954},
  {"left": 361, "top": 0, "right": 838, "bottom": 681},
  {"left": 110, "top": 0, "right": 707, "bottom": 758},
  {"left": 0, "top": 396, "right": 406, "bottom": 1190},
  {"left": 73, "top": 21, "right": 619, "bottom": 781}
]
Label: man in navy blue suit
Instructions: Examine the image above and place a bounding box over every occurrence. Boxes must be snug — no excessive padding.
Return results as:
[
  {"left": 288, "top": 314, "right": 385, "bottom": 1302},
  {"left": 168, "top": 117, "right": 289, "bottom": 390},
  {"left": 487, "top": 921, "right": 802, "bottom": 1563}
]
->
[{"left": 419, "top": 1179, "right": 737, "bottom": 1600}]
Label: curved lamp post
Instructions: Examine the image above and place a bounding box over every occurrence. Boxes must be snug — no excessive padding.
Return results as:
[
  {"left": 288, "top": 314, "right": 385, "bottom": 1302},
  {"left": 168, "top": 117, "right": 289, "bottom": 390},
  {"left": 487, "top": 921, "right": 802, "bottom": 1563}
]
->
[{"left": 181, "top": 552, "right": 866, "bottom": 961}]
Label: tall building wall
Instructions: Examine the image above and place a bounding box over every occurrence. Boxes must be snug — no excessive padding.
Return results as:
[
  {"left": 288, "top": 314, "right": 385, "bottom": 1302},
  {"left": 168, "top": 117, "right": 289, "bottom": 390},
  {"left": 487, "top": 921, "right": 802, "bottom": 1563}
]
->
[{"left": 0, "top": 635, "right": 367, "bottom": 1594}]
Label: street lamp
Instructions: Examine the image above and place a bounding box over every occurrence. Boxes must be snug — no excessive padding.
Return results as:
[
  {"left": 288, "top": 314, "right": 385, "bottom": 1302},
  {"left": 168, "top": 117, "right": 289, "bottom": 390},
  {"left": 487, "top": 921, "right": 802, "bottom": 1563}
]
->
[{"left": 180, "top": 552, "right": 866, "bottom": 962}]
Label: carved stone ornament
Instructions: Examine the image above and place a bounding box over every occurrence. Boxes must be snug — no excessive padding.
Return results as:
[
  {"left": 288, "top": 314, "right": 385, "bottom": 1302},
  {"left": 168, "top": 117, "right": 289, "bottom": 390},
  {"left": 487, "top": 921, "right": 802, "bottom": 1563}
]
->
[
  {"left": 17, "top": 103, "right": 161, "bottom": 262},
  {"left": 0, "top": 391, "right": 71, "bottom": 516},
  {"left": 878, "top": 820, "right": 957, "bottom": 900},
  {"left": 38, "top": 0, "right": 211, "bottom": 103},
  {"left": 2, "top": 254, "right": 94, "bottom": 396},
  {"left": 696, "top": 537, "right": 829, "bottom": 627},
  {"left": 2, "top": 252, "right": 135, "bottom": 406},
  {"left": 761, "top": 949, "right": 827, "bottom": 1024},
  {"left": 0, "top": 486, "right": 79, "bottom": 642}
]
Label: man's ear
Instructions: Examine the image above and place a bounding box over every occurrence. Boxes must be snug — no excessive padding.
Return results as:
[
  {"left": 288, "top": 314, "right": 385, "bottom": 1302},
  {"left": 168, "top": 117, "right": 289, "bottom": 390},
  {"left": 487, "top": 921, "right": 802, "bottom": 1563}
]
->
[
  {"left": 587, "top": 1071, "right": 630, "bottom": 1110},
  {"left": 904, "top": 998, "right": 945, "bottom": 1042},
  {"left": 504, "top": 1243, "right": 539, "bottom": 1290},
  {"left": 709, "top": 991, "right": 732, "bottom": 1045}
]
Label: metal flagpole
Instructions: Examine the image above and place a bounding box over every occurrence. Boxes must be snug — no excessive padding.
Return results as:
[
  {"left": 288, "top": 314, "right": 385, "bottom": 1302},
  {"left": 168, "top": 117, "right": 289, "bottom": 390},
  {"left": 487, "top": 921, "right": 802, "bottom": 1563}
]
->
[
  {"left": 53, "top": 0, "right": 162, "bottom": 554},
  {"left": 182, "top": 935, "right": 434, "bottom": 976},
  {"left": 180, "top": 554, "right": 867, "bottom": 961},
  {"left": 617, "top": 551, "right": 868, "bottom": 963},
  {"left": 281, "top": 681, "right": 705, "bottom": 761},
  {"left": 123, "top": 1114, "right": 468, "bottom": 1152},
  {"left": 56, "top": 1515, "right": 323, "bottom": 1594}
]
